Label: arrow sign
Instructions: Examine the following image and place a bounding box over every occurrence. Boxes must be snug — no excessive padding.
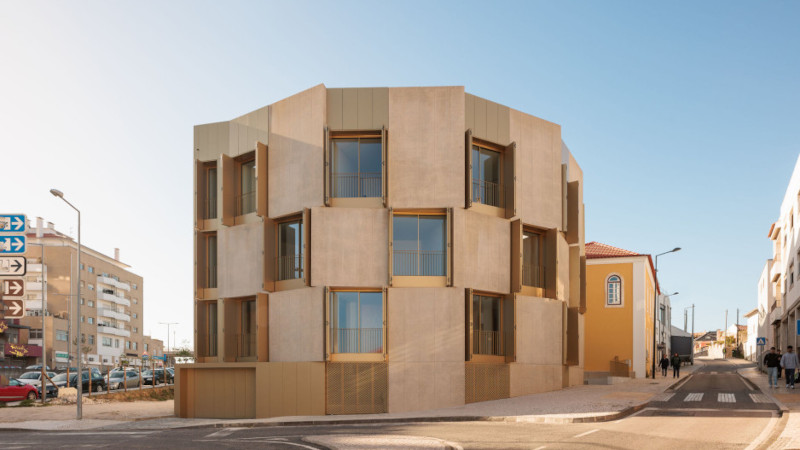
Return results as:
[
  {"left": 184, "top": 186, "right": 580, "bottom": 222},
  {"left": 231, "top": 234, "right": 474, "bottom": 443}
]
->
[
  {"left": 0, "top": 256, "right": 26, "bottom": 276},
  {"left": 3, "top": 279, "right": 23, "bottom": 296},
  {"left": 3, "top": 299, "right": 24, "bottom": 318},
  {"left": 0, "top": 214, "right": 26, "bottom": 233},
  {"left": 0, "top": 236, "right": 25, "bottom": 254}
]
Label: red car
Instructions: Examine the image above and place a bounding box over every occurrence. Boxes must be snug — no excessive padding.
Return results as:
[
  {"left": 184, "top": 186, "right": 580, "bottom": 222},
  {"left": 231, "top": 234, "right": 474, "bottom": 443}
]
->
[{"left": 0, "top": 378, "right": 39, "bottom": 401}]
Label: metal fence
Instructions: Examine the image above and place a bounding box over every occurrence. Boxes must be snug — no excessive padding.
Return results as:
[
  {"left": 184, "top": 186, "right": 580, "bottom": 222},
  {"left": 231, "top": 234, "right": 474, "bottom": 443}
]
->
[
  {"left": 236, "top": 191, "right": 256, "bottom": 216},
  {"left": 393, "top": 250, "right": 445, "bottom": 276},
  {"left": 472, "top": 179, "right": 505, "bottom": 208},
  {"left": 277, "top": 254, "right": 303, "bottom": 281},
  {"left": 472, "top": 330, "right": 505, "bottom": 356},
  {"left": 333, "top": 172, "right": 381, "bottom": 198},
  {"left": 522, "top": 264, "right": 545, "bottom": 288},
  {"left": 330, "top": 328, "right": 383, "bottom": 354}
]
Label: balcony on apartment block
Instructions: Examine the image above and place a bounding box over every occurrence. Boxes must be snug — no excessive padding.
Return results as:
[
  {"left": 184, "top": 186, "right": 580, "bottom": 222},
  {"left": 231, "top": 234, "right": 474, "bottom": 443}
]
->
[
  {"left": 98, "top": 325, "right": 131, "bottom": 338},
  {"left": 97, "top": 276, "right": 131, "bottom": 292},
  {"left": 99, "top": 307, "right": 131, "bottom": 322},
  {"left": 98, "top": 291, "right": 131, "bottom": 307}
]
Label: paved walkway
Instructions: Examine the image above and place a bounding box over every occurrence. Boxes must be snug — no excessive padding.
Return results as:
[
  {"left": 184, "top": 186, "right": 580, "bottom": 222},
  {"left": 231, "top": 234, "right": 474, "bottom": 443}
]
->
[
  {"left": 0, "top": 362, "right": 701, "bottom": 433},
  {"left": 738, "top": 361, "right": 800, "bottom": 450}
]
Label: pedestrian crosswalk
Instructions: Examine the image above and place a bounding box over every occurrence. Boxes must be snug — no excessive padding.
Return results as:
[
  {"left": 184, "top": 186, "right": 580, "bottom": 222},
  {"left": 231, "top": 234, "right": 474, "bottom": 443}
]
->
[
  {"left": 749, "top": 393, "right": 772, "bottom": 403},
  {"left": 651, "top": 393, "right": 675, "bottom": 402},
  {"left": 718, "top": 393, "right": 735, "bottom": 403},
  {"left": 650, "top": 392, "right": 774, "bottom": 404},
  {"left": 684, "top": 393, "right": 704, "bottom": 402}
]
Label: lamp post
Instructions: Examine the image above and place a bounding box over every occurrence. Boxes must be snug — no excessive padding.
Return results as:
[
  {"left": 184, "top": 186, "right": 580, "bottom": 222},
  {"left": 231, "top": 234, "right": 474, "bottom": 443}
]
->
[
  {"left": 50, "top": 188, "right": 82, "bottom": 419},
  {"left": 652, "top": 247, "right": 681, "bottom": 379}
]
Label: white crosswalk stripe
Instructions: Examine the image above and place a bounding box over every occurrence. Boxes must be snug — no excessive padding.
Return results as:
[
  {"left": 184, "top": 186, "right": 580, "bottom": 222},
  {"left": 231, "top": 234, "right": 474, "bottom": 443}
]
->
[
  {"left": 651, "top": 393, "right": 675, "bottom": 402},
  {"left": 718, "top": 393, "right": 736, "bottom": 403},
  {"left": 684, "top": 393, "right": 703, "bottom": 402},
  {"left": 749, "top": 393, "right": 772, "bottom": 403}
]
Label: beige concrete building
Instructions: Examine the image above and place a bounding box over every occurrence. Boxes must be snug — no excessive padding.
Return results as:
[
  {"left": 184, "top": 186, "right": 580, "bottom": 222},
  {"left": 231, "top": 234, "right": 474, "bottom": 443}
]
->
[
  {"left": 17, "top": 218, "right": 163, "bottom": 370},
  {"left": 178, "top": 85, "right": 586, "bottom": 419}
]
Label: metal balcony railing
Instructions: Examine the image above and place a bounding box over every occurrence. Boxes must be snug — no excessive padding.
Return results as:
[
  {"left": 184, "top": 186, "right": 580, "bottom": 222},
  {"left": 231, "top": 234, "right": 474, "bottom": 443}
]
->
[
  {"left": 332, "top": 172, "right": 381, "bottom": 198},
  {"left": 236, "top": 191, "right": 256, "bottom": 216},
  {"left": 522, "top": 264, "right": 545, "bottom": 288},
  {"left": 206, "top": 264, "right": 217, "bottom": 289},
  {"left": 236, "top": 332, "right": 256, "bottom": 358},
  {"left": 472, "top": 179, "right": 505, "bottom": 208},
  {"left": 277, "top": 254, "right": 303, "bottom": 281},
  {"left": 330, "top": 327, "right": 383, "bottom": 354},
  {"left": 393, "top": 250, "right": 445, "bottom": 276},
  {"left": 204, "top": 195, "right": 218, "bottom": 219},
  {"left": 472, "top": 330, "right": 505, "bottom": 356}
]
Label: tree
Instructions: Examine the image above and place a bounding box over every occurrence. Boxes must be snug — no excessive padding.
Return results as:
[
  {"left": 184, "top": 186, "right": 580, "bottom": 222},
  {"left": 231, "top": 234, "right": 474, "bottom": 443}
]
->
[{"left": 173, "top": 346, "right": 194, "bottom": 358}]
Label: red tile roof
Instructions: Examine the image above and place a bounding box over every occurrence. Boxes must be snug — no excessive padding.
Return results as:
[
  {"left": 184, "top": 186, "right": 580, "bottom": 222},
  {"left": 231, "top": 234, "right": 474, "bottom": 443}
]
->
[{"left": 585, "top": 241, "right": 644, "bottom": 259}]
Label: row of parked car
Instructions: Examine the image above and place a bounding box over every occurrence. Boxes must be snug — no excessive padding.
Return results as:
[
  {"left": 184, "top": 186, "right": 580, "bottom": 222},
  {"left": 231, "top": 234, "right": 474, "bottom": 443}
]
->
[{"left": 0, "top": 366, "right": 175, "bottom": 402}]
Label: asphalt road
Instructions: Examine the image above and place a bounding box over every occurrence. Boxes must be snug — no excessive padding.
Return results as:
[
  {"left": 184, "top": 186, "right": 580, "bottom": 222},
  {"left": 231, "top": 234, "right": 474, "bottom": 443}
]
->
[{"left": 0, "top": 359, "right": 782, "bottom": 449}]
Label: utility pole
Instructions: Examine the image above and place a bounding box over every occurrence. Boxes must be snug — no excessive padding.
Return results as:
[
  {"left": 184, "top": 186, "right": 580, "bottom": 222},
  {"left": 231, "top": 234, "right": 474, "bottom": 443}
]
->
[{"left": 159, "top": 322, "right": 178, "bottom": 352}]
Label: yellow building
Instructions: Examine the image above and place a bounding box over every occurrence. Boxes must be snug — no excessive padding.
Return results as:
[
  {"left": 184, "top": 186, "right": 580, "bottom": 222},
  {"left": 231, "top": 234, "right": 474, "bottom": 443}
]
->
[{"left": 584, "top": 242, "right": 657, "bottom": 378}]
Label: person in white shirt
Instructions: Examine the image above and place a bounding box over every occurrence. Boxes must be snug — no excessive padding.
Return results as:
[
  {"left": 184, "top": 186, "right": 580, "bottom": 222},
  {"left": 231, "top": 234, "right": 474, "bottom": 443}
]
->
[{"left": 780, "top": 345, "right": 799, "bottom": 389}]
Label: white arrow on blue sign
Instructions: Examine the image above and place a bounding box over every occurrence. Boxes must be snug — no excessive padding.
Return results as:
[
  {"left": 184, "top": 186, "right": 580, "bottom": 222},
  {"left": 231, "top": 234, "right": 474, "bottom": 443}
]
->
[
  {"left": 0, "top": 236, "right": 25, "bottom": 254},
  {"left": 0, "top": 214, "right": 26, "bottom": 233}
]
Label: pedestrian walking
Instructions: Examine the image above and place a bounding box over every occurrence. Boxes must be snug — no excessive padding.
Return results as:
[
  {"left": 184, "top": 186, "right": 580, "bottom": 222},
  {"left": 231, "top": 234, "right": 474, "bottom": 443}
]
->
[
  {"left": 671, "top": 352, "right": 682, "bottom": 378},
  {"left": 764, "top": 346, "right": 781, "bottom": 388},
  {"left": 660, "top": 355, "right": 670, "bottom": 377},
  {"left": 781, "top": 345, "right": 799, "bottom": 389},
  {"left": 778, "top": 349, "right": 783, "bottom": 379}
]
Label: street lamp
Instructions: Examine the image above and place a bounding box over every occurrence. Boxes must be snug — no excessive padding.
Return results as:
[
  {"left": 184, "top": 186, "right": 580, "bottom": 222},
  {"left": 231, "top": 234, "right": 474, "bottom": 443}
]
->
[
  {"left": 652, "top": 247, "right": 681, "bottom": 379},
  {"left": 50, "top": 188, "right": 82, "bottom": 419}
]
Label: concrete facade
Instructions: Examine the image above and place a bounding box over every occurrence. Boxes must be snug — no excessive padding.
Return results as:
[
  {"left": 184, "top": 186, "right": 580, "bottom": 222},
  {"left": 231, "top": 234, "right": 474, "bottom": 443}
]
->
[{"left": 180, "top": 85, "right": 586, "bottom": 419}]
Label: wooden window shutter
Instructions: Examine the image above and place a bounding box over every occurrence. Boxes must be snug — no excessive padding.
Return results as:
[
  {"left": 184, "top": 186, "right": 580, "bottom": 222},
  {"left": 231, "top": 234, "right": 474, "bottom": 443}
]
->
[
  {"left": 381, "top": 125, "right": 388, "bottom": 208},
  {"left": 511, "top": 219, "right": 522, "bottom": 293},
  {"left": 504, "top": 142, "right": 517, "bottom": 219},
  {"left": 256, "top": 293, "right": 269, "bottom": 362},
  {"left": 465, "top": 129, "right": 473, "bottom": 209},
  {"left": 566, "top": 306, "right": 579, "bottom": 366},
  {"left": 323, "top": 287, "right": 330, "bottom": 361},
  {"left": 504, "top": 293, "right": 517, "bottom": 363},
  {"left": 382, "top": 286, "right": 388, "bottom": 361},
  {"left": 195, "top": 302, "right": 206, "bottom": 357},
  {"left": 194, "top": 160, "right": 204, "bottom": 228},
  {"left": 196, "top": 232, "right": 206, "bottom": 293},
  {"left": 388, "top": 208, "right": 393, "bottom": 286},
  {"left": 465, "top": 288, "right": 473, "bottom": 362},
  {"left": 580, "top": 254, "right": 587, "bottom": 313},
  {"left": 303, "top": 207, "right": 311, "bottom": 286},
  {"left": 561, "top": 164, "right": 568, "bottom": 232},
  {"left": 446, "top": 207, "right": 453, "bottom": 286},
  {"left": 324, "top": 126, "right": 331, "bottom": 206},
  {"left": 263, "top": 219, "right": 275, "bottom": 292},
  {"left": 544, "top": 228, "right": 558, "bottom": 299},
  {"left": 220, "top": 154, "right": 235, "bottom": 227},
  {"left": 256, "top": 142, "right": 268, "bottom": 217}
]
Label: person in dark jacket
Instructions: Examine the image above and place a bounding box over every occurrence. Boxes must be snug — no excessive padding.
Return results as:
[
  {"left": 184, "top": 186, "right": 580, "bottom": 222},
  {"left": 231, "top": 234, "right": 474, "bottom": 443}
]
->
[
  {"left": 671, "top": 352, "right": 682, "bottom": 378},
  {"left": 659, "top": 355, "right": 670, "bottom": 377},
  {"left": 764, "top": 346, "right": 781, "bottom": 388}
]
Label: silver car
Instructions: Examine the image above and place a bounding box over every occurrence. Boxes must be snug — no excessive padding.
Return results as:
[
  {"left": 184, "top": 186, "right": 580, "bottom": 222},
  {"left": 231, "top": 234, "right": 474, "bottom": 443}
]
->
[
  {"left": 16, "top": 371, "right": 57, "bottom": 387},
  {"left": 107, "top": 369, "right": 141, "bottom": 390}
]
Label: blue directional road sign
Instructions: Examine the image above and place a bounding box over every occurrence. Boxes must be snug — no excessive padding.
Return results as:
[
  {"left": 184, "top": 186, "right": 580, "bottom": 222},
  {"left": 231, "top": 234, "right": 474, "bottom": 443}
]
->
[
  {"left": 0, "top": 214, "right": 26, "bottom": 233},
  {"left": 757, "top": 337, "right": 766, "bottom": 346},
  {"left": 0, "top": 236, "right": 25, "bottom": 254}
]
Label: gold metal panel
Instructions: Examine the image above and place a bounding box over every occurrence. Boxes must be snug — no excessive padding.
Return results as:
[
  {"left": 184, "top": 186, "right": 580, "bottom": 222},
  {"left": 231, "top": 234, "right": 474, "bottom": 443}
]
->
[
  {"left": 326, "top": 362, "right": 388, "bottom": 415},
  {"left": 372, "top": 88, "right": 389, "bottom": 128},
  {"left": 465, "top": 93, "right": 475, "bottom": 132},
  {"left": 263, "top": 218, "right": 276, "bottom": 292},
  {"left": 324, "top": 126, "right": 330, "bottom": 206},
  {"left": 465, "top": 129, "right": 472, "bottom": 209},
  {"left": 342, "top": 89, "right": 358, "bottom": 130},
  {"left": 566, "top": 306, "right": 579, "bottom": 366},
  {"left": 327, "top": 89, "right": 343, "bottom": 130},
  {"left": 257, "top": 293, "right": 269, "bottom": 362},
  {"left": 510, "top": 219, "right": 522, "bottom": 293},
  {"left": 504, "top": 142, "right": 516, "bottom": 219},
  {"left": 486, "top": 100, "right": 498, "bottom": 143},
  {"left": 304, "top": 207, "right": 311, "bottom": 287},
  {"left": 220, "top": 154, "right": 235, "bottom": 227},
  {"left": 465, "top": 363, "right": 510, "bottom": 404},
  {"left": 504, "top": 294, "right": 516, "bottom": 363},
  {"left": 566, "top": 180, "right": 580, "bottom": 244},
  {"left": 256, "top": 142, "right": 268, "bottom": 217},
  {"left": 465, "top": 288, "right": 473, "bottom": 362},
  {"left": 357, "top": 88, "right": 372, "bottom": 129}
]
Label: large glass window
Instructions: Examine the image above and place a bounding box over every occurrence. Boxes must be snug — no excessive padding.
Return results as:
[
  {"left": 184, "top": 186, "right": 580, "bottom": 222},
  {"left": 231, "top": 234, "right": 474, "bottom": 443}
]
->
[
  {"left": 239, "top": 300, "right": 256, "bottom": 358},
  {"left": 472, "top": 145, "right": 503, "bottom": 207},
  {"left": 205, "top": 166, "right": 217, "bottom": 219},
  {"left": 607, "top": 275, "right": 622, "bottom": 306},
  {"left": 522, "top": 230, "right": 543, "bottom": 288},
  {"left": 330, "top": 291, "right": 383, "bottom": 354},
  {"left": 393, "top": 214, "right": 445, "bottom": 276},
  {"left": 472, "top": 294, "right": 502, "bottom": 356},
  {"left": 277, "top": 219, "right": 303, "bottom": 281},
  {"left": 332, "top": 137, "right": 382, "bottom": 198},
  {"left": 238, "top": 158, "right": 256, "bottom": 215},
  {"left": 206, "top": 235, "right": 217, "bottom": 288}
]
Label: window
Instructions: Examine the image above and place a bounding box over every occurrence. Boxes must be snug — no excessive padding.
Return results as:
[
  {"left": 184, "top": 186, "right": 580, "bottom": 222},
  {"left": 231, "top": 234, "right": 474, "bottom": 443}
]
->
[
  {"left": 89, "top": 335, "right": 95, "bottom": 345},
  {"left": 134, "top": 342, "right": 138, "bottom": 350},
  {"left": 88, "top": 300, "right": 94, "bottom": 307},
  {"left": 133, "top": 327, "right": 138, "bottom": 334},
  {"left": 81, "top": 316, "right": 85, "bottom": 323},
  {"left": 472, "top": 144, "right": 503, "bottom": 207},
  {"left": 133, "top": 298, "right": 138, "bottom": 304},
  {"left": 145, "top": 343, "right": 149, "bottom": 351},
  {"left": 392, "top": 213, "right": 445, "bottom": 276},
  {"left": 206, "top": 234, "right": 217, "bottom": 288},
  {"left": 88, "top": 317, "right": 94, "bottom": 324},
  {"left": 30, "top": 329, "right": 43, "bottom": 339},
  {"left": 792, "top": 262, "right": 795, "bottom": 288},
  {"left": 133, "top": 313, "right": 138, "bottom": 319},
  {"left": 237, "top": 155, "right": 256, "bottom": 216},
  {"left": 115, "top": 339, "right": 120, "bottom": 348},
  {"left": 88, "top": 284, "right": 94, "bottom": 291},
  {"left": 607, "top": 275, "right": 622, "bottom": 306},
  {"left": 88, "top": 266, "right": 94, "bottom": 274},
  {"left": 126, "top": 341, "right": 131, "bottom": 350},
  {"left": 329, "top": 291, "right": 384, "bottom": 355},
  {"left": 239, "top": 299, "right": 256, "bottom": 358},
  {"left": 102, "top": 337, "right": 112, "bottom": 347},
  {"left": 331, "top": 136, "right": 382, "bottom": 198},
  {"left": 133, "top": 284, "right": 138, "bottom": 290},
  {"left": 205, "top": 164, "right": 218, "bottom": 219},
  {"left": 472, "top": 294, "right": 502, "bottom": 356},
  {"left": 522, "top": 230, "right": 544, "bottom": 288},
  {"left": 277, "top": 218, "right": 303, "bottom": 281},
  {"left": 660, "top": 306, "right": 666, "bottom": 324},
  {"left": 56, "top": 330, "right": 68, "bottom": 341},
  {"left": 80, "top": 263, "right": 85, "bottom": 270}
]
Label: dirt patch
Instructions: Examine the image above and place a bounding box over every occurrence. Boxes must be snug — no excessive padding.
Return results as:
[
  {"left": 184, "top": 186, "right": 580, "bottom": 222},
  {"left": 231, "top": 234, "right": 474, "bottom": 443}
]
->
[{"left": 93, "top": 387, "right": 174, "bottom": 402}]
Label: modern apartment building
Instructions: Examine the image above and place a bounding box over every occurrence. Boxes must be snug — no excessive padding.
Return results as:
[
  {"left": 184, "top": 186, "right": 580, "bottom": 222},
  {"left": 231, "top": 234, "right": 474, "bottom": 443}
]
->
[
  {"left": 17, "top": 218, "right": 163, "bottom": 369},
  {"left": 767, "top": 155, "right": 800, "bottom": 353},
  {"left": 584, "top": 242, "right": 659, "bottom": 378},
  {"left": 179, "top": 85, "right": 586, "bottom": 419}
]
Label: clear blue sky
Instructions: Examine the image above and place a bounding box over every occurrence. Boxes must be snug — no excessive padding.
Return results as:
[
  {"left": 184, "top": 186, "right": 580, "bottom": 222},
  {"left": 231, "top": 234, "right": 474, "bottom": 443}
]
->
[{"left": 1, "top": 1, "right": 798, "bottom": 345}]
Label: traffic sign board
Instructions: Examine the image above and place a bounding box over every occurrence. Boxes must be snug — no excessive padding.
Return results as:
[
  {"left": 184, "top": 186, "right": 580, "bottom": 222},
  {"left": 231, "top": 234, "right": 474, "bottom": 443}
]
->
[
  {"left": 0, "top": 256, "right": 26, "bottom": 276},
  {"left": 2, "top": 279, "right": 24, "bottom": 297},
  {"left": 0, "top": 215, "right": 25, "bottom": 233},
  {"left": 757, "top": 337, "right": 766, "bottom": 346},
  {"left": 3, "top": 299, "right": 24, "bottom": 318},
  {"left": 0, "top": 236, "right": 25, "bottom": 254}
]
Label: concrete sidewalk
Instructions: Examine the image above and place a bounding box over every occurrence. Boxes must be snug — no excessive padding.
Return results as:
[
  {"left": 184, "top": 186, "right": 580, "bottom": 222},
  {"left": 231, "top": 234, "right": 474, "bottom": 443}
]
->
[
  {"left": 738, "top": 363, "right": 800, "bottom": 449},
  {"left": 0, "top": 361, "right": 701, "bottom": 432}
]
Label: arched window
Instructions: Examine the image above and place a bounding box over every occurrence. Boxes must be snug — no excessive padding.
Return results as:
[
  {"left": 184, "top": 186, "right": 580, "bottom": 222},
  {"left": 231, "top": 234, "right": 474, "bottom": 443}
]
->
[{"left": 607, "top": 275, "right": 622, "bottom": 306}]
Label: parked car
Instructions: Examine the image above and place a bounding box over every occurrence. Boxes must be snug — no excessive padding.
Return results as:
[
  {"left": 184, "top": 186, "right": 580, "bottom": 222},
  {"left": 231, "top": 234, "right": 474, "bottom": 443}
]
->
[
  {"left": 37, "top": 383, "right": 59, "bottom": 399},
  {"left": 0, "top": 378, "right": 39, "bottom": 401},
  {"left": 62, "top": 367, "right": 102, "bottom": 378},
  {"left": 65, "top": 372, "right": 107, "bottom": 392},
  {"left": 24, "top": 364, "right": 51, "bottom": 371},
  {"left": 142, "top": 368, "right": 172, "bottom": 385},
  {"left": 51, "top": 373, "right": 70, "bottom": 389},
  {"left": 107, "top": 369, "right": 141, "bottom": 390},
  {"left": 166, "top": 367, "right": 174, "bottom": 381},
  {"left": 16, "top": 371, "right": 57, "bottom": 386}
]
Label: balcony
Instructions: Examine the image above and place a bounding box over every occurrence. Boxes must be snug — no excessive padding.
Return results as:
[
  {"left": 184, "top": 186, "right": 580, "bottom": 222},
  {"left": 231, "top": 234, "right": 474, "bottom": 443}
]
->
[
  {"left": 522, "top": 264, "right": 545, "bottom": 289},
  {"left": 98, "top": 291, "right": 131, "bottom": 307},
  {"left": 98, "top": 325, "right": 131, "bottom": 338},
  {"left": 27, "top": 264, "right": 43, "bottom": 273},
  {"left": 472, "top": 179, "right": 505, "bottom": 208},
  {"left": 25, "top": 281, "right": 44, "bottom": 291},
  {"left": 393, "top": 250, "right": 445, "bottom": 276},
  {"left": 332, "top": 172, "right": 381, "bottom": 198},
  {"left": 99, "top": 308, "right": 131, "bottom": 322},
  {"left": 97, "top": 276, "right": 131, "bottom": 292},
  {"left": 330, "top": 328, "right": 383, "bottom": 354}
]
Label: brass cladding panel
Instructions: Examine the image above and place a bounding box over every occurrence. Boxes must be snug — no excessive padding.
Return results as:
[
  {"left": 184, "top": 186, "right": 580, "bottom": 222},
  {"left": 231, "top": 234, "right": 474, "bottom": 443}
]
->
[
  {"left": 465, "top": 362, "right": 510, "bottom": 404},
  {"left": 326, "top": 362, "right": 388, "bottom": 415}
]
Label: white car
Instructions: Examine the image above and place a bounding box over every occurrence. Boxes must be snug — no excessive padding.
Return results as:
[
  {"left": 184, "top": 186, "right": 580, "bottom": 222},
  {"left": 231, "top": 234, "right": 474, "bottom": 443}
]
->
[{"left": 16, "top": 371, "right": 57, "bottom": 387}]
